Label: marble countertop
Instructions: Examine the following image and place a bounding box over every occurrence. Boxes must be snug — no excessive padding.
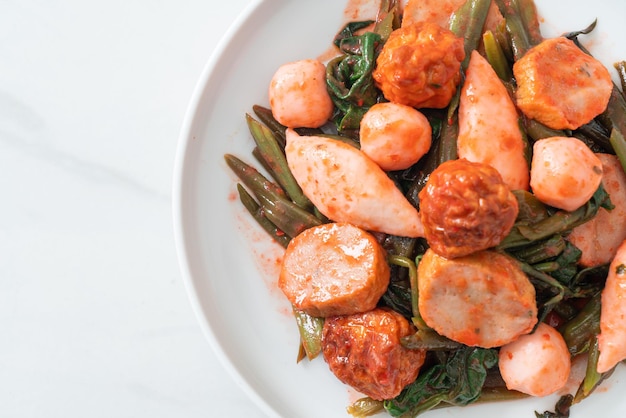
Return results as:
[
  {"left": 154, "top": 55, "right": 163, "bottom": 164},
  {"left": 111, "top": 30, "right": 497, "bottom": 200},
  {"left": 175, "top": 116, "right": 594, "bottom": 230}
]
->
[{"left": 1, "top": 1, "right": 268, "bottom": 416}]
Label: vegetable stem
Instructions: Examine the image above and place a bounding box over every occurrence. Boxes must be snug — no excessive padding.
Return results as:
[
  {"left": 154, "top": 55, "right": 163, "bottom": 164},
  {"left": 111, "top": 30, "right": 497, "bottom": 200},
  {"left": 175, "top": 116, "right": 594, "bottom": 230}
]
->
[
  {"left": 483, "top": 30, "right": 513, "bottom": 82},
  {"left": 609, "top": 128, "right": 626, "bottom": 175},
  {"left": 388, "top": 255, "right": 420, "bottom": 319},
  {"left": 236, "top": 184, "right": 291, "bottom": 248},
  {"left": 447, "top": 0, "right": 491, "bottom": 119},
  {"left": 225, "top": 154, "right": 322, "bottom": 239},
  {"left": 449, "top": 0, "right": 492, "bottom": 70},
  {"left": 523, "top": 116, "right": 566, "bottom": 142},
  {"left": 494, "top": 0, "right": 542, "bottom": 60},
  {"left": 499, "top": 185, "right": 611, "bottom": 250},
  {"left": 347, "top": 397, "right": 385, "bottom": 418},
  {"left": 373, "top": 0, "right": 401, "bottom": 40},
  {"left": 225, "top": 153, "right": 287, "bottom": 201},
  {"left": 255, "top": 192, "right": 322, "bottom": 239},
  {"left": 438, "top": 115, "right": 459, "bottom": 163},
  {"left": 246, "top": 113, "right": 313, "bottom": 210},
  {"left": 560, "top": 292, "right": 601, "bottom": 356},
  {"left": 573, "top": 337, "right": 604, "bottom": 403},
  {"left": 517, "top": 260, "right": 566, "bottom": 306},
  {"left": 293, "top": 308, "right": 324, "bottom": 361},
  {"left": 512, "top": 235, "right": 566, "bottom": 264},
  {"left": 252, "top": 104, "right": 286, "bottom": 148}
]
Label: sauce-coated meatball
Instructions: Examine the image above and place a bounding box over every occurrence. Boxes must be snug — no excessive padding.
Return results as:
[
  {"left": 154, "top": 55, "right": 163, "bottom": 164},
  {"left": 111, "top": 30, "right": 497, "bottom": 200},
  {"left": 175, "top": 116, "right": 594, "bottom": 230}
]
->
[
  {"left": 372, "top": 22, "right": 465, "bottom": 109},
  {"left": 418, "top": 158, "right": 518, "bottom": 258},
  {"left": 322, "top": 308, "right": 425, "bottom": 400}
]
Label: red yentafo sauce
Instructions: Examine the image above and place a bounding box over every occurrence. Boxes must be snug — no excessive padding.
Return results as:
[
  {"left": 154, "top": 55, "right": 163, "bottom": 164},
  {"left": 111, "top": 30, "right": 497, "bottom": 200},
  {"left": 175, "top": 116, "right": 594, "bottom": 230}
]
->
[{"left": 229, "top": 196, "right": 289, "bottom": 314}]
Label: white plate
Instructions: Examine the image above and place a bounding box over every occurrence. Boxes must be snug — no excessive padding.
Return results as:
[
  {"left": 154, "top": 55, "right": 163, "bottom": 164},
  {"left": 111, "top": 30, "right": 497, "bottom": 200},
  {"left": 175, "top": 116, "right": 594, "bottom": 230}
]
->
[{"left": 173, "top": 1, "right": 626, "bottom": 417}]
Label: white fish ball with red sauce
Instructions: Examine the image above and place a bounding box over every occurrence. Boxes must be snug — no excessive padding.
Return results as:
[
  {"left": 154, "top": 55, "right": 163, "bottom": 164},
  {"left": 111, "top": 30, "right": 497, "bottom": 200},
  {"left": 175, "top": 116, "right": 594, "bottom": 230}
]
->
[
  {"left": 268, "top": 59, "right": 334, "bottom": 128},
  {"left": 530, "top": 136, "right": 603, "bottom": 212},
  {"left": 498, "top": 322, "right": 571, "bottom": 397},
  {"left": 359, "top": 102, "right": 432, "bottom": 171}
]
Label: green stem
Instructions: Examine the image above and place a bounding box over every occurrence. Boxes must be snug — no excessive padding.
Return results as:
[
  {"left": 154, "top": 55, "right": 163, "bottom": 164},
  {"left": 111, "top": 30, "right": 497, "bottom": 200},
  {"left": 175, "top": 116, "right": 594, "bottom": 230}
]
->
[
  {"left": 255, "top": 193, "right": 322, "bottom": 239},
  {"left": 438, "top": 114, "right": 459, "bottom": 163},
  {"left": 499, "top": 185, "right": 609, "bottom": 250},
  {"left": 574, "top": 337, "right": 603, "bottom": 403},
  {"left": 236, "top": 184, "right": 291, "bottom": 248},
  {"left": 293, "top": 308, "right": 324, "bottom": 361},
  {"left": 388, "top": 255, "right": 419, "bottom": 319},
  {"left": 447, "top": 0, "right": 492, "bottom": 120},
  {"left": 401, "top": 329, "right": 461, "bottom": 351},
  {"left": 512, "top": 235, "right": 566, "bottom": 264},
  {"left": 559, "top": 292, "right": 601, "bottom": 357},
  {"left": 514, "top": 0, "right": 543, "bottom": 46},
  {"left": 523, "top": 116, "right": 566, "bottom": 142},
  {"left": 518, "top": 261, "right": 566, "bottom": 305},
  {"left": 224, "top": 153, "right": 286, "bottom": 202},
  {"left": 246, "top": 114, "right": 313, "bottom": 210},
  {"left": 609, "top": 128, "right": 626, "bottom": 176},
  {"left": 252, "top": 104, "right": 286, "bottom": 148},
  {"left": 494, "top": 0, "right": 536, "bottom": 60},
  {"left": 532, "top": 261, "right": 561, "bottom": 273},
  {"left": 477, "top": 387, "right": 529, "bottom": 403},
  {"left": 225, "top": 154, "right": 322, "bottom": 239},
  {"left": 373, "top": 0, "right": 401, "bottom": 40},
  {"left": 347, "top": 397, "right": 385, "bottom": 418},
  {"left": 482, "top": 30, "right": 513, "bottom": 82},
  {"left": 449, "top": 0, "right": 492, "bottom": 70}
]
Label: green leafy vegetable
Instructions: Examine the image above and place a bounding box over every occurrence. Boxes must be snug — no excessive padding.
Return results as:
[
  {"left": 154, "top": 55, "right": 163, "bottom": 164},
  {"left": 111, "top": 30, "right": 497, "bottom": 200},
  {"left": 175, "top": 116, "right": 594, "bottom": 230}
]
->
[
  {"left": 499, "top": 185, "right": 613, "bottom": 250},
  {"left": 384, "top": 347, "right": 498, "bottom": 417},
  {"left": 535, "top": 394, "right": 573, "bottom": 418},
  {"left": 326, "top": 23, "right": 383, "bottom": 135},
  {"left": 560, "top": 292, "right": 601, "bottom": 356},
  {"left": 325, "top": 1, "right": 402, "bottom": 136}
]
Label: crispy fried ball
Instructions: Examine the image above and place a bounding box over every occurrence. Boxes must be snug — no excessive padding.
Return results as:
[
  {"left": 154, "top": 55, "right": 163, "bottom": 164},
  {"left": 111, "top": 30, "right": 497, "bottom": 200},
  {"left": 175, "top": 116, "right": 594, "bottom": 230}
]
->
[
  {"left": 372, "top": 22, "right": 465, "bottom": 109},
  {"left": 322, "top": 308, "right": 426, "bottom": 400},
  {"left": 418, "top": 158, "right": 519, "bottom": 258}
]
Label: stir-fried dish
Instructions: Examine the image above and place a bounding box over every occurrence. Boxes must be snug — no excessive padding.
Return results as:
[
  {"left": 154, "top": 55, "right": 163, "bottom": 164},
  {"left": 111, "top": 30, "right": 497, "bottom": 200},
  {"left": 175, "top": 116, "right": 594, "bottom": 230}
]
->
[{"left": 224, "top": 0, "right": 626, "bottom": 416}]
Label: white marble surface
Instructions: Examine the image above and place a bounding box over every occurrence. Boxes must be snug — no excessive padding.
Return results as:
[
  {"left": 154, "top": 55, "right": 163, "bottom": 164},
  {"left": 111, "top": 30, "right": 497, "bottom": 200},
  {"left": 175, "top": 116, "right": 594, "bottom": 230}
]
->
[{"left": 0, "top": 1, "right": 268, "bottom": 416}]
